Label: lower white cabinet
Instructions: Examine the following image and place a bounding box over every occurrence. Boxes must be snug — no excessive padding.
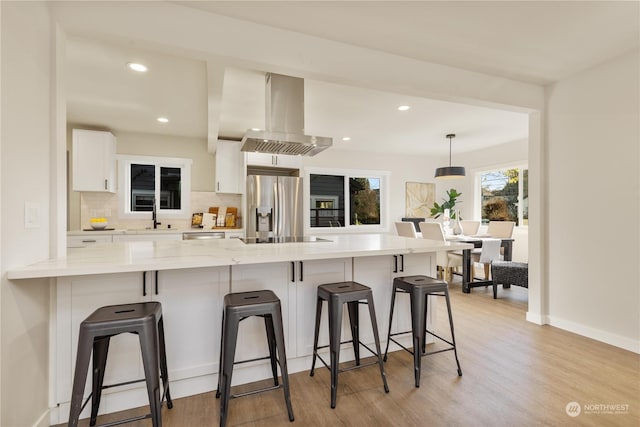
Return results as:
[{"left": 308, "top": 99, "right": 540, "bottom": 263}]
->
[
  {"left": 229, "top": 262, "right": 294, "bottom": 360},
  {"left": 293, "top": 258, "right": 353, "bottom": 357},
  {"left": 230, "top": 258, "right": 352, "bottom": 362},
  {"left": 67, "top": 235, "right": 113, "bottom": 248},
  {"left": 54, "top": 266, "right": 229, "bottom": 423},
  {"left": 112, "top": 233, "right": 182, "bottom": 242},
  {"left": 353, "top": 253, "right": 435, "bottom": 349}
]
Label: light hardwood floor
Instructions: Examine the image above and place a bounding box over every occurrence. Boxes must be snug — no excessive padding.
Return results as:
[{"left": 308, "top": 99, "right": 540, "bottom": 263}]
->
[{"left": 60, "top": 281, "right": 640, "bottom": 427}]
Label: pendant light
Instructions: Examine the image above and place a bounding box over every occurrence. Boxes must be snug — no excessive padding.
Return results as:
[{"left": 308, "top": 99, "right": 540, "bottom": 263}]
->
[{"left": 435, "top": 133, "right": 465, "bottom": 179}]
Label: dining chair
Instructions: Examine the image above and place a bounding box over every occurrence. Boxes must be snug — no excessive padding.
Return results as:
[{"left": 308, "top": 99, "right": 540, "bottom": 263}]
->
[
  {"left": 487, "top": 221, "right": 515, "bottom": 239},
  {"left": 471, "top": 238, "right": 502, "bottom": 280},
  {"left": 418, "top": 222, "right": 462, "bottom": 281},
  {"left": 472, "top": 221, "right": 515, "bottom": 279},
  {"left": 395, "top": 221, "right": 418, "bottom": 238},
  {"left": 460, "top": 220, "right": 480, "bottom": 236}
]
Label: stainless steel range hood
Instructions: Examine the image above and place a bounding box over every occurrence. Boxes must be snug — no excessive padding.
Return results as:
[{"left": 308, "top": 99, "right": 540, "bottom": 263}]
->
[{"left": 240, "top": 73, "right": 332, "bottom": 156}]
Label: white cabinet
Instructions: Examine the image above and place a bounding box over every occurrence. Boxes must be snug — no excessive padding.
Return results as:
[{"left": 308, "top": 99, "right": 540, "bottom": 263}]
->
[
  {"left": 72, "top": 129, "right": 116, "bottom": 192},
  {"left": 67, "top": 234, "right": 113, "bottom": 248},
  {"left": 246, "top": 152, "right": 302, "bottom": 169},
  {"left": 155, "top": 268, "right": 228, "bottom": 382},
  {"left": 230, "top": 262, "right": 294, "bottom": 361},
  {"left": 230, "top": 258, "right": 351, "bottom": 364},
  {"left": 224, "top": 231, "right": 244, "bottom": 239},
  {"left": 112, "top": 233, "right": 182, "bottom": 242},
  {"left": 54, "top": 267, "right": 229, "bottom": 423},
  {"left": 293, "top": 258, "right": 352, "bottom": 357},
  {"left": 215, "top": 140, "right": 244, "bottom": 194},
  {"left": 353, "top": 253, "right": 435, "bottom": 351}
]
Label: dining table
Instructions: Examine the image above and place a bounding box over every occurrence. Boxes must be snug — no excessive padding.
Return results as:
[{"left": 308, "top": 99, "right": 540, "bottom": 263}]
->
[{"left": 445, "top": 235, "right": 514, "bottom": 293}]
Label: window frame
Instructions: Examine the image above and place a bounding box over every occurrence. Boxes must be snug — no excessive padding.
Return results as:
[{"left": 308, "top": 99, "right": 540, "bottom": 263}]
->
[
  {"left": 474, "top": 162, "right": 528, "bottom": 227},
  {"left": 305, "top": 167, "right": 390, "bottom": 234},
  {"left": 117, "top": 155, "right": 192, "bottom": 219}
]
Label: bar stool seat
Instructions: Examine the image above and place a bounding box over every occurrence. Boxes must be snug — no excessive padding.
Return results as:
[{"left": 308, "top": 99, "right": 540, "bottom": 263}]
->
[
  {"left": 68, "top": 302, "right": 172, "bottom": 427},
  {"left": 310, "top": 281, "right": 389, "bottom": 408},
  {"left": 384, "top": 275, "right": 462, "bottom": 387},
  {"left": 216, "top": 290, "right": 294, "bottom": 427}
]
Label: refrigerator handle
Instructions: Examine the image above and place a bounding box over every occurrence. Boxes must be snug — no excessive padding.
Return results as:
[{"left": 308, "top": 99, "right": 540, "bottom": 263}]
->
[
  {"left": 273, "top": 179, "right": 279, "bottom": 238},
  {"left": 277, "top": 179, "right": 284, "bottom": 238}
]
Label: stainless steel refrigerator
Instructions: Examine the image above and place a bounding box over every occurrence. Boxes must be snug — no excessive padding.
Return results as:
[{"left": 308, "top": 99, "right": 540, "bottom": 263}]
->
[{"left": 246, "top": 175, "right": 303, "bottom": 243}]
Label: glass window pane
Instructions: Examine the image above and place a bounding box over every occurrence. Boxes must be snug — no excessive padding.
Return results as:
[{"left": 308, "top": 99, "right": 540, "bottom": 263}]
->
[
  {"left": 481, "top": 168, "right": 519, "bottom": 225},
  {"left": 130, "top": 164, "right": 155, "bottom": 212},
  {"left": 310, "top": 174, "right": 345, "bottom": 227},
  {"left": 349, "top": 177, "right": 380, "bottom": 225},
  {"left": 160, "top": 167, "right": 181, "bottom": 210}
]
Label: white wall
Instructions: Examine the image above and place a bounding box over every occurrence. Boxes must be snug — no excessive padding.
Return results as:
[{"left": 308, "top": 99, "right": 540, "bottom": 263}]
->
[
  {"left": 303, "top": 147, "right": 443, "bottom": 228},
  {"left": 545, "top": 50, "right": 639, "bottom": 352},
  {"left": 0, "top": 2, "right": 52, "bottom": 426},
  {"left": 114, "top": 131, "right": 215, "bottom": 191}
]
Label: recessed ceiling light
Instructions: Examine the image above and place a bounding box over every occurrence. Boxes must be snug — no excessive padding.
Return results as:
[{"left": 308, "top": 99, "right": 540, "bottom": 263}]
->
[
  {"left": 127, "top": 62, "right": 148, "bottom": 72},
  {"left": 251, "top": 128, "right": 261, "bottom": 131},
  {"left": 397, "top": 105, "right": 410, "bottom": 111},
  {"left": 342, "top": 137, "right": 351, "bottom": 141},
  {"left": 157, "top": 117, "right": 169, "bottom": 123}
]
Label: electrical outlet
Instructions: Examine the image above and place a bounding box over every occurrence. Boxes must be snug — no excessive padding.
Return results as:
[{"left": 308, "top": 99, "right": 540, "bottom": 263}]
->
[{"left": 25, "top": 202, "right": 40, "bottom": 229}]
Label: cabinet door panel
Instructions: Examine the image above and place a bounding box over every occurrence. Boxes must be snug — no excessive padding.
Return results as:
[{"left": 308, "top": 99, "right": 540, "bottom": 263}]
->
[
  {"left": 112, "top": 234, "right": 182, "bottom": 242},
  {"left": 353, "top": 256, "right": 395, "bottom": 348},
  {"left": 231, "top": 263, "right": 292, "bottom": 361},
  {"left": 154, "top": 267, "right": 228, "bottom": 379},
  {"left": 65, "top": 273, "right": 145, "bottom": 409},
  {"left": 216, "top": 140, "right": 244, "bottom": 194},
  {"left": 295, "top": 258, "right": 352, "bottom": 357},
  {"left": 398, "top": 252, "right": 434, "bottom": 277},
  {"left": 72, "top": 129, "right": 116, "bottom": 192}
]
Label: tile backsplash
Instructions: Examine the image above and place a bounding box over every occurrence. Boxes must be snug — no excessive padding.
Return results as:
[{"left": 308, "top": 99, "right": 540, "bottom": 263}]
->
[{"left": 79, "top": 192, "right": 242, "bottom": 230}]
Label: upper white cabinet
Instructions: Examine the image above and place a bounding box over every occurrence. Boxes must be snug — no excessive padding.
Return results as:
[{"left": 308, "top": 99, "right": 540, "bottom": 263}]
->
[
  {"left": 215, "top": 140, "right": 244, "bottom": 194},
  {"left": 246, "top": 152, "right": 302, "bottom": 169},
  {"left": 72, "top": 129, "right": 116, "bottom": 192}
]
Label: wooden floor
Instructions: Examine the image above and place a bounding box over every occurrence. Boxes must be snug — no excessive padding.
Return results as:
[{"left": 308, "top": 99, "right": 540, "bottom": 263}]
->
[{"left": 61, "top": 281, "right": 640, "bottom": 427}]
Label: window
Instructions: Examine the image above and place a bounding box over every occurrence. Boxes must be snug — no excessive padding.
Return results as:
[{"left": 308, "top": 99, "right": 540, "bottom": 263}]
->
[
  {"left": 479, "top": 166, "right": 528, "bottom": 226},
  {"left": 349, "top": 177, "right": 380, "bottom": 225},
  {"left": 118, "top": 155, "right": 192, "bottom": 218},
  {"left": 307, "top": 168, "right": 388, "bottom": 231}
]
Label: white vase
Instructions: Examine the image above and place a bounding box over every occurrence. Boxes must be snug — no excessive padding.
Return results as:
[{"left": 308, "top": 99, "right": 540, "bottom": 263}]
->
[{"left": 453, "top": 210, "right": 463, "bottom": 235}]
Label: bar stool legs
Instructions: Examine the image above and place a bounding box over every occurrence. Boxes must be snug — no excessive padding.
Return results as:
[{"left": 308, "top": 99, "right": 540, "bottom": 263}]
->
[
  {"left": 216, "top": 290, "right": 294, "bottom": 427},
  {"left": 310, "top": 281, "right": 389, "bottom": 409},
  {"left": 384, "top": 275, "right": 462, "bottom": 388},
  {"left": 68, "top": 302, "right": 172, "bottom": 427}
]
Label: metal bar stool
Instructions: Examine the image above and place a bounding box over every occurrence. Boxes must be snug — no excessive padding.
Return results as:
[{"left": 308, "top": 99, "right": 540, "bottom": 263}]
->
[
  {"left": 310, "top": 281, "right": 389, "bottom": 408},
  {"left": 215, "top": 290, "right": 294, "bottom": 427},
  {"left": 68, "top": 302, "right": 173, "bottom": 427},
  {"left": 384, "top": 275, "right": 462, "bottom": 387}
]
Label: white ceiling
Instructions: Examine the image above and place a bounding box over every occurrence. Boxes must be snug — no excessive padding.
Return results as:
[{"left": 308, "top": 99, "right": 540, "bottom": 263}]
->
[{"left": 65, "top": 1, "right": 639, "bottom": 157}]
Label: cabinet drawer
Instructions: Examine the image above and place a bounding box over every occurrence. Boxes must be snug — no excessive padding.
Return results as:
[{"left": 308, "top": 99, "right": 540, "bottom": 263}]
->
[{"left": 67, "top": 235, "right": 112, "bottom": 248}]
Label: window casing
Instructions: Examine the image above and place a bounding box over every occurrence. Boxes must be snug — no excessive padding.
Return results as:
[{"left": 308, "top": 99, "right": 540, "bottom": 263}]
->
[
  {"left": 306, "top": 168, "right": 389, "bottom": 233},
  {"left": 118, "top": 155, "right": 192, "bottom": 219},
  {"left": 477, "top": 165, "right": 528, "bottom": 226}
]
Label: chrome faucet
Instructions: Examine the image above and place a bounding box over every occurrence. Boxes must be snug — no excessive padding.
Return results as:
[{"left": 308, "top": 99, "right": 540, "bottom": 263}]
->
[{"left": 152, "top": 197, "right": 161, "bottom": 229}]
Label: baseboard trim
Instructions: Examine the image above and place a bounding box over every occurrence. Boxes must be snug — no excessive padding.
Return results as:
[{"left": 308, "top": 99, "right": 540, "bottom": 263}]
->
[
  {"left": 548, "top": 315, "right": 640, "bottom": 354},
  {"left": 525, "top": 311, "right": 547, "bottom": 325},
  {"left": 32, "top": 409, "right": 50, "bottom": 427}
]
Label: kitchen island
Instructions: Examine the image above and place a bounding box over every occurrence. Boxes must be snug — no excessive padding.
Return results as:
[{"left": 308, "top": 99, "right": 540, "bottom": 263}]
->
[{"left": 8, "top": 234, "right": 472, "bottom": 425}]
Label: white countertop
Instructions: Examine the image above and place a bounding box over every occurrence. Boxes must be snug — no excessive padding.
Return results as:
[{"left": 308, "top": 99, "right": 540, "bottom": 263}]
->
[{"left": 8, "top": 234, "right": 473, "bottom": 280}]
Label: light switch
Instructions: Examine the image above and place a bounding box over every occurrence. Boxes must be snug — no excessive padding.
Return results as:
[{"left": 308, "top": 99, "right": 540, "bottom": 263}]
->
[{"left": 25, "top": 202, "right": 41, "bottom": 229}]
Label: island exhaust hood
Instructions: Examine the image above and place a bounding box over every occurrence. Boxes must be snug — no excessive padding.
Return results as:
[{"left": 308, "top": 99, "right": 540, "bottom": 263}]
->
[{"left": 240, "top": 73, "right": 332, "bottom": 156}]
